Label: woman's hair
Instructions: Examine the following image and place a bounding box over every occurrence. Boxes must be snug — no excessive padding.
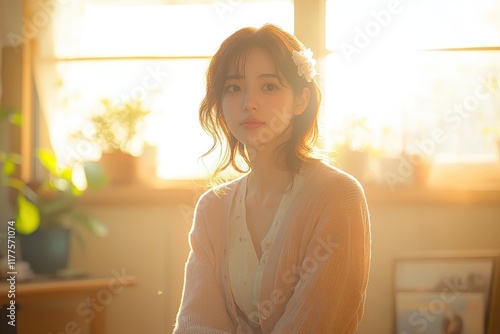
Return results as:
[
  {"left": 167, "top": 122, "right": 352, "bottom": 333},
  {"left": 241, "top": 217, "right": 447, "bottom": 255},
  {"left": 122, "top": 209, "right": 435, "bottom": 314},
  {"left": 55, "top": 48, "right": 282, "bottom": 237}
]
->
[{"left": 199, "top": 23, "right": 323, "bottom": 184}]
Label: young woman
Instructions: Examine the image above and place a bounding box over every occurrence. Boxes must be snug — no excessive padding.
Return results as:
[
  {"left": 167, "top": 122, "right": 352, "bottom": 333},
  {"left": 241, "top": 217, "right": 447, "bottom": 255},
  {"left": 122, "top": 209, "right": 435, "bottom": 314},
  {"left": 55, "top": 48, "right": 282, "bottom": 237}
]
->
[{"left": 174, "top": 24, "right": 371, "bottom": 334}]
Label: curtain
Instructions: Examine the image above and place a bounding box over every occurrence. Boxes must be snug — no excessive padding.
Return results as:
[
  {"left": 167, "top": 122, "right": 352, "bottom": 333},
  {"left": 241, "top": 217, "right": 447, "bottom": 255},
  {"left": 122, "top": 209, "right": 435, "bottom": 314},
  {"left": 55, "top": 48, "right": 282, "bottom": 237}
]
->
[{"left": 28, "top": 0, "right": 90, "bottom": 165}]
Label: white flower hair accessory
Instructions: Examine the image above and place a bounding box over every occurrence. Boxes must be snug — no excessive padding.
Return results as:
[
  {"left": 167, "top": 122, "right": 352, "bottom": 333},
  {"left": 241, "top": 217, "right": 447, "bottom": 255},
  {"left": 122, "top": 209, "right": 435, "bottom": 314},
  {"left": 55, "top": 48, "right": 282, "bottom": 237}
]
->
[{"left": 292, "top": 48, "right": 317, "bottom": 82}]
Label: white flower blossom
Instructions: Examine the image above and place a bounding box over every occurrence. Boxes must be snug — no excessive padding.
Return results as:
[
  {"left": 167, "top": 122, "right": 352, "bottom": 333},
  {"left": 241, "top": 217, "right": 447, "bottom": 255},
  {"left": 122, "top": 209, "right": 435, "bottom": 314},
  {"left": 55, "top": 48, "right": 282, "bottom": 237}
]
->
[{"left": 292, "top": 48, "right": 317, "bottom": 82}]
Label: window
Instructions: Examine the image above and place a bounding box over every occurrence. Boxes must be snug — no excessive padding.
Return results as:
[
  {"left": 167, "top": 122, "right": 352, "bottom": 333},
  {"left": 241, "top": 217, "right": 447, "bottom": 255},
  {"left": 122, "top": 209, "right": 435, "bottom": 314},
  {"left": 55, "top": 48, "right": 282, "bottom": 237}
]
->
[
  {"left": 36, "top": 0, "right": 293, "bottom": 180},
  {"left": 323, "top": 0, "right": 500, "bottom": 187},
  {"left": 34, "top": 0, "right": 500, "bottom": 188}
]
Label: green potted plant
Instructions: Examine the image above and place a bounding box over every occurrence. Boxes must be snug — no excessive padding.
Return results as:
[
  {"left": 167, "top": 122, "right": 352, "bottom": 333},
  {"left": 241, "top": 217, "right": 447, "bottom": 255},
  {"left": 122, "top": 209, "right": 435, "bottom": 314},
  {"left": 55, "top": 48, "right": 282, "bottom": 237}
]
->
[
  {"left": 1, "top": 109, "right": 108, "bottom": 275},
  {"left": 74, "top": 98, "right": 151, "bottom": 184}
]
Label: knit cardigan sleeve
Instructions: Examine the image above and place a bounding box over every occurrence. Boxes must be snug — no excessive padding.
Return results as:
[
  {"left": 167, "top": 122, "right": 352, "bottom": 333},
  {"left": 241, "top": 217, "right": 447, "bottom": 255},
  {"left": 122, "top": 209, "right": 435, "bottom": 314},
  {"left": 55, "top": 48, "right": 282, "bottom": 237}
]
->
[
  {"left": 271, "top": 176, "right": 371, "bottom": 333},
  {"left": 173, "top": 192, "right": 233, "bottom": 334}
]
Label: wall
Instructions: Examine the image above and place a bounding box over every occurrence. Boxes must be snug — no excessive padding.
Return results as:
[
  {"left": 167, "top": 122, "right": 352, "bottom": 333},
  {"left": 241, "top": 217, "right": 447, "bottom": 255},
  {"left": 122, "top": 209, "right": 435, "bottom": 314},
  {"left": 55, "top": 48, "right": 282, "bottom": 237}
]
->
[
  {"left": 71, "top": 203, "right": 191, "bottom": 334},
  {"left": 360, "top": 202, "right": 500, "bottom": 334},
  {"left": 68, "top": 197, "right": 500, "bottom": 334}
]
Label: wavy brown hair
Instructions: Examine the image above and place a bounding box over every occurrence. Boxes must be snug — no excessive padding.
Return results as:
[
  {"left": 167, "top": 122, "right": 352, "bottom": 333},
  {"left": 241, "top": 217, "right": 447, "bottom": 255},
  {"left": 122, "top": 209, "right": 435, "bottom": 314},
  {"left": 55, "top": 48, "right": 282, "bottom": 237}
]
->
[{"left": 199, "top": 24, "right": 323, "bottom": 184}]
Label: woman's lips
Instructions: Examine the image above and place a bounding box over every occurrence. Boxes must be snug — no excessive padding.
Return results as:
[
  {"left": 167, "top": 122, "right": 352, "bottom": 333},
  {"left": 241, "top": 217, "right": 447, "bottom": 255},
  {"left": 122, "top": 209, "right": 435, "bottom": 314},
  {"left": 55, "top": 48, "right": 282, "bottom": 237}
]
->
[{"left": 241, "top": 118, "right": 265, "bottom": 129}]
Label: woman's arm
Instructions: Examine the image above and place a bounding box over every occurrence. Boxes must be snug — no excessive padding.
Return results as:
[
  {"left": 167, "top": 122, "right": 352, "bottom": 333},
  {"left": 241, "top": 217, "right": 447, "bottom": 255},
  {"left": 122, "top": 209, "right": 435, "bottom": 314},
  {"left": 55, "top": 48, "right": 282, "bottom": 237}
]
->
[
  {"left": 173, "top": 194, "right": 233, "bottom": 334},
  {"left": 271, "top": 180, "right": 371, "bottom": 334}
]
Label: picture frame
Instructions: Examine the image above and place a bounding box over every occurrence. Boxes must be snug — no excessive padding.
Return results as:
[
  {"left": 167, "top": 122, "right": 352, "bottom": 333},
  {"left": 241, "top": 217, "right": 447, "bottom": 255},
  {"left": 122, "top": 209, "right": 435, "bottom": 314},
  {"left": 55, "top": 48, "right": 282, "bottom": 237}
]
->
[{"left": 393, "top": 250, "right": 500, "bottom": 334}]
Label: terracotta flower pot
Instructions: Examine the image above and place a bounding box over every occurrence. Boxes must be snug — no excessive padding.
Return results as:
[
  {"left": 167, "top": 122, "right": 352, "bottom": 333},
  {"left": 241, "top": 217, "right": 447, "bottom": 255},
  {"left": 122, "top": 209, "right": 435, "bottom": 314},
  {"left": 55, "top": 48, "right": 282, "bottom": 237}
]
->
[
  {"left": 337, "top": 149, "right": 371, "bottom": 182},
  {"left": 100, "top": 152, "right": 138, "bottom": 185}
]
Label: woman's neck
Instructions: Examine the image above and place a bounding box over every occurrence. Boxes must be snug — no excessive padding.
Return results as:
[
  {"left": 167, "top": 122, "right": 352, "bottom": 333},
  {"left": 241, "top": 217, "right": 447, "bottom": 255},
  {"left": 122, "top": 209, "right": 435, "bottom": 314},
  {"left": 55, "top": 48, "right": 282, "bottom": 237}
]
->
[{"left": 246, "top": 144, "right": 293, "bottom": 198}]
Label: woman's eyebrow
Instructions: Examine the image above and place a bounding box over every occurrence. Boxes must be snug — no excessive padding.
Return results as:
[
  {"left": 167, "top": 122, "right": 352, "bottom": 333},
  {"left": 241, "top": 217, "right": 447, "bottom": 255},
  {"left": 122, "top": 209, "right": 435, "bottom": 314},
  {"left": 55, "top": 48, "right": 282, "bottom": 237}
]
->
[
  {"left": 225, "top": 74, "right": 243, "bottom": 81},
  {"left": 225, "top": 73, "right": 279, "bottom": 81},
  {"left": 258, "top": 73, "right": 279, "bottom": 79}
]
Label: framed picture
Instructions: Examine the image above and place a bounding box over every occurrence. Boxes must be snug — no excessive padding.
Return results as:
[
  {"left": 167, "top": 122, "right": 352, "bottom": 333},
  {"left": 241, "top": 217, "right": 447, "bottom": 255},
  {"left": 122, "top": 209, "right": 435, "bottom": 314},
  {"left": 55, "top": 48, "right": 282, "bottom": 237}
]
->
[{"left": 393, "top": 250, "right": 500, "bottom": 334}]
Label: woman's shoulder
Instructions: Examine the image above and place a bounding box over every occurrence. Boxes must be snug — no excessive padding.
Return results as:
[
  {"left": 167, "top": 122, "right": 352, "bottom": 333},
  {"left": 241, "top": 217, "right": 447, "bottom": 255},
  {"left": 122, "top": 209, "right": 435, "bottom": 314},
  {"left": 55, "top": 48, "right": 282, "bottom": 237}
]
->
[
  {"left": 304, "top": 159, "right": 366, "bottom": 201},
  {"left": 195, "top": 174, "right": 247, "bottom": 210},
  {"left": 309, "top": 160, "right": 364, "bottom": 189}
]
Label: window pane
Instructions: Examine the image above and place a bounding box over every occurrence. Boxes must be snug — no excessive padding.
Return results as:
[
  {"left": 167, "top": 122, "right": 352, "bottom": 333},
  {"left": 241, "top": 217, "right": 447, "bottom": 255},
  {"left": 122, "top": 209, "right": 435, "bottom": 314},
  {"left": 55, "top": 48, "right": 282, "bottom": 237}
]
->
[
  {"left": 326, "top": 0, "right": 500, "bottom": 52},
  {"left": 53, "top": 59, "right": 221, "bottom": 179},
  {"left": 55, "top": 1, "right": 294, "bottom": 58},
  {"left": 322, "top": 51, "right": 500, "bottom": 163}
]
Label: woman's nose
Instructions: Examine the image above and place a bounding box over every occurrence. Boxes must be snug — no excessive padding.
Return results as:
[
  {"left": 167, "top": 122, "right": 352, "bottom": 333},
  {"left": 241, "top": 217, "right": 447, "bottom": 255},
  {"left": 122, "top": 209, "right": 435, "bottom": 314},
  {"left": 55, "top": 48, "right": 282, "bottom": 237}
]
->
[{"left": 243, "top": 90, "right": 258, "bottom": 112}]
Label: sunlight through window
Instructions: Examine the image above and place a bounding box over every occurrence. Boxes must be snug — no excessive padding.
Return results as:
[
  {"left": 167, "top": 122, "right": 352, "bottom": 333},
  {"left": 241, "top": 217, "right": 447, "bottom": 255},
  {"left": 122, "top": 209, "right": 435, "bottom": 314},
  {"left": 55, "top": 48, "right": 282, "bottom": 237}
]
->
[
  {"left": 48, "top": 1, "right": 294, "bottom": 180},
  {"left": 324, "top": 0, "right": 500, "bottom": 166}
]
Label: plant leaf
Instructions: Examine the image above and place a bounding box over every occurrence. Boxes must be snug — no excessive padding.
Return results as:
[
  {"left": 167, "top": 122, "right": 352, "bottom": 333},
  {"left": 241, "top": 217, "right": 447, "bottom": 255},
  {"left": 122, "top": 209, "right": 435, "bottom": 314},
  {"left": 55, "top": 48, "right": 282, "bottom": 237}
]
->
[
  {"left": 83, "top": 161, "right": 108, "bottom": 189},
  {"left": 71, "top": 212, "right": 109, "bottom": 237},
  {"left": 38, "top": 149, "right": 75, "bottom": 188},
  {"left": 1, "top": 153, "right": 22, "bottom": 176},
  {"left": 71, "top": 225, "right": 86, "bottom": 251},
  {"left": 60, "top": 168, "right": 74, "bottom": 183},
  {"left": 9, "top": 112, "right": 22, "bottom": 126},
  {"left": 39, "top": 192, "right": 75, "bottom": 216},
  {"left": 38, "top": 149, "right": 59, "bottom": 176},
  {"left": 70, "top": 181, "right": 83, "bottom": 196},
  {"left": 2, "top": 160, "right": 15, "bottom": 176},
  {"left": 15, "top": 193, "right": 40, "bottom": 234}
]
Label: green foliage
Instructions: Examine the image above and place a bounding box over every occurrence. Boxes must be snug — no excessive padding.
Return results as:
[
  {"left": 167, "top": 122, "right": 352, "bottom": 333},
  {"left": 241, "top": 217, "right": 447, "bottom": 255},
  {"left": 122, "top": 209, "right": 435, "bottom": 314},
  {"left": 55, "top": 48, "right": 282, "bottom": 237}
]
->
[
  {"left": 2, "top": 149, "right": 109, "bottom": 237},
  {"left": 0, "top": 108, "right": 22, "bottom": 125},
  {"left": 0, "top": 109, "right": 108, "bottom": 237},
  {"left": 15, "top": 191, "right": 40, "bottom": 234},
  {"left": 78, "top": 98, "right": 151, "bottom": 154}
]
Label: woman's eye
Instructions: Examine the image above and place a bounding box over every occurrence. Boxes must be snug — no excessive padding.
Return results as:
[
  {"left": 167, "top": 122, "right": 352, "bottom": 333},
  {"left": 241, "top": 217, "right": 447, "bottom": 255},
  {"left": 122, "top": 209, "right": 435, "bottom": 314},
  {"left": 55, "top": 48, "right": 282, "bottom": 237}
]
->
[
  {"left": 263, "top": 83, "right": 278, "bottom": 91},
  {"left": 226, "top": 85, "right": 241, "bottom": 93}
]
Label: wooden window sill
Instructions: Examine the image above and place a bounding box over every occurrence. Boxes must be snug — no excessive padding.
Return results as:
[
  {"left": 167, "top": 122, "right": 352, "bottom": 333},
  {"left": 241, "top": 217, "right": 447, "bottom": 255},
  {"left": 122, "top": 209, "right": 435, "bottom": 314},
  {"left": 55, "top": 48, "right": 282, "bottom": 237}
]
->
[
  {"left": 364, "top": 185, "right": 500, "bottom": 205},
  {"left": 80, "top": 180, "right": 207, "bottom": 206},
  {"left": 79, "top": 181, "right": 500, "bottom": 206}
]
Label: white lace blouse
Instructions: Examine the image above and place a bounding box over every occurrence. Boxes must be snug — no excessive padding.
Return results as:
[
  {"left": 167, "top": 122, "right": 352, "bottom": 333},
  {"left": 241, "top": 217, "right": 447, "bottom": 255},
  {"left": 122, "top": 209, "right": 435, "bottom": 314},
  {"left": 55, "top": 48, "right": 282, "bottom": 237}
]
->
[{"left": 228, "top": 170, "right": 309, "bottom": 326}]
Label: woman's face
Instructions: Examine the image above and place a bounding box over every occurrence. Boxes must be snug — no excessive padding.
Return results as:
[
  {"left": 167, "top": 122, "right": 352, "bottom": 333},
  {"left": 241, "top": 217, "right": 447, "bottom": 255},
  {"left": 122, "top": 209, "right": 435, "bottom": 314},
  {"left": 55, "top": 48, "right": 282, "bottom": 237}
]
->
[{"left": 221, "top": 47, "right": 309, "bottom": 150}]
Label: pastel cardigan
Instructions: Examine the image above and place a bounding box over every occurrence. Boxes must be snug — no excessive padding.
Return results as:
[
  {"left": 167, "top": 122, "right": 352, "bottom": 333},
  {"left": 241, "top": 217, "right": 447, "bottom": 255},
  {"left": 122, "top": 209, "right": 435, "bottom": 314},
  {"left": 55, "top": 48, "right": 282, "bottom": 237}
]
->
[{"left": 174, "top": 161, "right": 372, "bottom": 334}]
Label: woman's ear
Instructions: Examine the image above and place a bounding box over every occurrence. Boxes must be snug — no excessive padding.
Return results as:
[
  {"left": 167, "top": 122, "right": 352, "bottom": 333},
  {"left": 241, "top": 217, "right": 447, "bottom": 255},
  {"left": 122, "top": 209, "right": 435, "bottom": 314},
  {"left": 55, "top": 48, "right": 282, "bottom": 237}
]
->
[{"left": 293, "top": 87, "right": 310, "bottom": 116}]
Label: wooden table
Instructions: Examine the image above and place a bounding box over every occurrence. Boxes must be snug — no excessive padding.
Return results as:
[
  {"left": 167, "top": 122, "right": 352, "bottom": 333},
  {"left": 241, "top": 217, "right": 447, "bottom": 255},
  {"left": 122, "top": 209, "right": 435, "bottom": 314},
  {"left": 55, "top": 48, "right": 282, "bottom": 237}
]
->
[{"left": 0, "top": 275, "right": 136, "bottom": 334}]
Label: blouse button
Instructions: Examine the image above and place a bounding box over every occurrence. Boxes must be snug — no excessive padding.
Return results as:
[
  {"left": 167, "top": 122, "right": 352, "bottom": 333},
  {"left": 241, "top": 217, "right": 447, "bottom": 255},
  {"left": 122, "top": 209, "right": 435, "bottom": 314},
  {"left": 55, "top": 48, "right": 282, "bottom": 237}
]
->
[{"left": 261, "top": 309, "right": 269, "bottom": 320}]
